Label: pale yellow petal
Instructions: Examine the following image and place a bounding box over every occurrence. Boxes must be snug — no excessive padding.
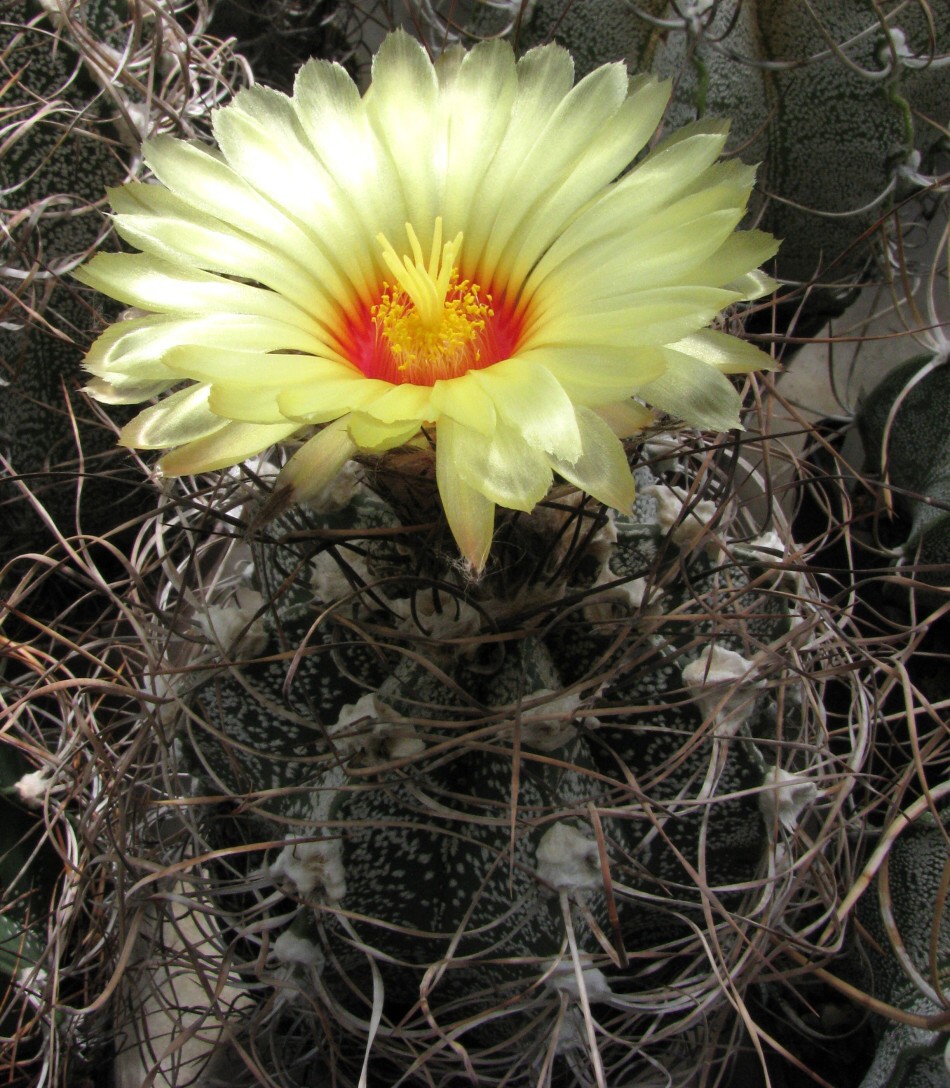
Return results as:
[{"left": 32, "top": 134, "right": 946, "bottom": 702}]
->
[
  {"left": 547, "top": 406, "right": 636, "bottom": 513},
  {"left": 525, "top": 288, "right": 741, "bottom": 351},
  {"left": 275, "top": 419, "right": 358, "bottom": 505},
  {"left": 158, "top": 421, "right": 301, "bottom": 476},
  {"left": 500, "top": 76, "right": 672, "bottom": 288},
  {"left": 683, "top": 230, "right": 780, "bottom": 294},
  {"left": 461, "top": 42, "right": 576, "bottom": 277},
  {"left": 516, "top": 346, "right": 666, "bottom": 403},
  {"left": 434, "top": 44, "right": 516, "bottom": 244},
  {"left": 470, "top": 357, "right": 581, "bottom": 460},
  {"left": 527, "top": 208, "right": 744, "bottom": 311},
  {"left": 606, "top": 120, "right": 731, "bottom": 217},
  {"left": 450, "top": 419, "right": 552, "bottom": 511},
  {"left": 346, "top": 413, "right": 422, "bottom": 452},
  {"left": 473, "top": 59, "right": 630, "bottom": 286},
  {"left": 118, "top": 384, "right": 223, "bottom": 449},
  {"left": 725, "top": 269, "right": 780, "bottom": 300},
  {"left": 639, "top": 353, "right": 743, "bottom": 431},
  {"left": 359, "top": 382, "right": 434, "bottom": 425},
  {"left": 435, "top": 419, "right": 496, "bottom": 571},
  {"left": 82, "top": 313, "right": 329, "bottom": 404},
  {"left": 213, "top": 87, "right": 379, "bottom": 302},
  {"left": 110, "top": 184, "right": 341, "bottom": 330},
  {"left": 669, "top": 329, "right": 777, "bottom": 374},
  {"left": 85, "top": 376, "right": 174, "bottom": 405},
  {"left": 164, "top": 347, "right": 353, "bottom": 386},
  {"left": 277, "top": 374, "right": 392, "bottom": 422},
  {"left": 595, "top": 401, "right": 656, "bottom": 438},
  {"left": 526, "top": 164, "right": 753, "bottom": 303},
  {"left": 292, "top": 59, "right": 406, "bottom": 242},
  {"left": 207, "top": 384, "right": 286, "bottom": 424},
  {"left": 142, "top": 136, "right": 353, "bottom": 304},
  {"left": 429, "top": 373, "right": 497, "bottom": 436},
  {"left": 75, "top": 254, "right": 319, "bottom": 335},
  {"left": 364, "top": 31, "right": 441, "bottom": 234}
]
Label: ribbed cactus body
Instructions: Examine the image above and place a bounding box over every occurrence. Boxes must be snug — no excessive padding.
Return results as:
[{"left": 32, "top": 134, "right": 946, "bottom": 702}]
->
[{"left": 174, "top": 446, "right": 837, "bottom": 1080}]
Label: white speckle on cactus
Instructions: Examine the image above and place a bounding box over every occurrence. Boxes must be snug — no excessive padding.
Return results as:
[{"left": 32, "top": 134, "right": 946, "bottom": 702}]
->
[
  {"left": 516, "top": 688, "right": 585, "bottom": 751},
  {"left": 270, "top": 838, "right": 346, "bottom": 902},
  {"left": 682, "top": 646, "right": 758, "bottom": 737},
  {"left": 879, "top": 26, "right": 918, "bottom": 69},
  {"left": 238, "top": 455, "right": 281, "bottom": 481},
  {"left": 619, "top": 576, "right": 650, "bottom": 611},
  {"left": 546, "top": 964, "right": 614, "bottom": 1056},
  {"left": 647, "top": 483, "right": 720, "bottom": 552},
  {"left": 13, "top": 964, "right": 47, "bottom": 1006},
  {"left": 273, "top": 931, "right": 325, "bottom": 971},
  {"left": 759, "top": 767, "right": 818, "bottom": 832},
  {"left": 385, "top": 730, "right": 427, "bottom": 760},
  {"left": 14, "top": 769, "right": 54, "bottom": 808},
  {"left": 197, "top": 588, "right": 267, "bottom": 656},
  {"left": 553, "top": 1015, "right": 585, "bottom": 1054},
  {"left": 204, "top": 456, "right": 280, "bottom": 520},
  {"left": 329, "top": 692, "right": 378, "bottom": 746},
  {"left": 574, "top": 498, "right": 618, "bottom": 565},
  {"left": 546, "top": 962, "right": 613, "bottom": 1001},
  {"left": 536, "top": 822, "right": 602, "bottom": 891},
  {"left": 895, "top": 148, "right": 934, "bottom": 188}
]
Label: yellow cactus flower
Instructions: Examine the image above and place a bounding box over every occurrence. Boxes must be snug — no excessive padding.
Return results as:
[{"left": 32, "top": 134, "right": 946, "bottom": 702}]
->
[{"left": 79, "top": 31, "right": 777, "bottom": 570}]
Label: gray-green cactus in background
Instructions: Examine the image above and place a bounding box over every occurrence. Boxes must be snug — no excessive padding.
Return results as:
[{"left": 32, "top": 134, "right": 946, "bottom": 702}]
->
[
  {"left": 0, "top": 0, "right": 139, "bottom": 556},
  {"left": 842, "top": 807, "right": 950, "bottom": 1088},
  {"left": 0, "top": 0, "right": 245, "bottom": 565},
  {"left": 857, "top": 353, "right": 950, "bottom": 595},
  {"left": 151, "top": 441, "right": 859, "bottom": 1085},
  {"left": 460, "top": 0, "right": 949, "bottom": 290}
]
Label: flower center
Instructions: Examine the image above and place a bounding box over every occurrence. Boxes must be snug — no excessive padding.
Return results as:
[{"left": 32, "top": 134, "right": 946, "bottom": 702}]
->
[{"left": 342, "top": 219, "right": 522, "bottom": 386}]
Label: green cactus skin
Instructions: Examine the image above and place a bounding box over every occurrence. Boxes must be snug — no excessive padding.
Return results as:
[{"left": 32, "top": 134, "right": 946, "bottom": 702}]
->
[{"left": 169, "top": 448, "right": 844, "bottom": 1083}]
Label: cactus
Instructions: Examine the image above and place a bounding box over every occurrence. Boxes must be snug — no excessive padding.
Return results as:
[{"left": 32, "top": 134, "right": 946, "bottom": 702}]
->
[
  {"left": 856, "top": 353, "right": 950, "bottom": 597},
  {"left": 6, "top": 7, "right": 941, "bottom": 1086},
  {"left": 0, "top": 747, "right": 59, "bottom": 989},
  {"left": 838, "top": 803, "right": 950, "bottom": 1088},
  {"left": 0, "top": 0, "right": 140, "bottom": 558},
  {"left": 61, "top": 17, "right": 886, "bottom": 1084},
  {"left": 0, "top": 0, "right": 247, "bottom": 568},
  {"left": 140, "top": 435, "right": 864, "bottom": 1085}
]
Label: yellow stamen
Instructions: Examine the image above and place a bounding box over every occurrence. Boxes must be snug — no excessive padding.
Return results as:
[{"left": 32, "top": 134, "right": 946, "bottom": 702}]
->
[{"left": 373, "top": 218, "right": 494, "bottom": 383}]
